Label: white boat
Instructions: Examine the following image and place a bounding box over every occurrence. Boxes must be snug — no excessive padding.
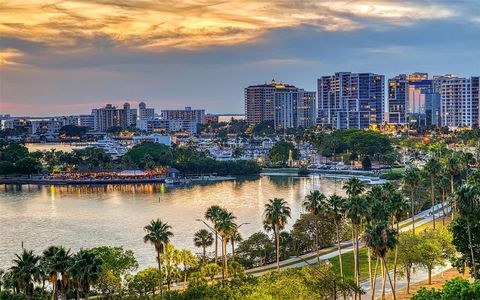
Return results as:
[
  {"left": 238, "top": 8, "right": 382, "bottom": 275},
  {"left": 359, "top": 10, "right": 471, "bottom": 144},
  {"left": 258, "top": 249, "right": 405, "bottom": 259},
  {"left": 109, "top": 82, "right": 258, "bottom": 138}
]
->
[{"left": 85, "top": 138, "right": 128, "bottom": 159}]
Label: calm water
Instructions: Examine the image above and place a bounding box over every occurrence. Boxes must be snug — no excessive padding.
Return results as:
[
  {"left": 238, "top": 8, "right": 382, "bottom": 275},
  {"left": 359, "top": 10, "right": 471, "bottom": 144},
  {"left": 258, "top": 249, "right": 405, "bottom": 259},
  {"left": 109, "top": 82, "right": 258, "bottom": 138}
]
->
[{"left": 0, "top": 175, "right": 345, "bottom": 269}]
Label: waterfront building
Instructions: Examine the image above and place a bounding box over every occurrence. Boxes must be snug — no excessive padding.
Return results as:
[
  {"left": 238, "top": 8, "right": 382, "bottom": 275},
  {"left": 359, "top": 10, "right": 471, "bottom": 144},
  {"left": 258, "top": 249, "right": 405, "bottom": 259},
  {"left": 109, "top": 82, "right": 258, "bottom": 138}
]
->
[
  {"left": 138, "top": 102, "right": 155, "bottom": 121},
  {"left": 218, "top": 114, "right": 245, "bottom": 123},
  {"left": 433, "top": 75, "right": 480, "bottom": 129},
  {"left": 136, "top": 119, "right": 197, "bottom": 134},
  {"left": 245, "top": 79, "right": 299, "bottom": 125},
  {"left": 132, "top": 133, "right": 171, "bottom": 146},
  {"left": 161, "top": 107, "right": 205, "bottom": 125},
  {"left": 317, "top": 72, "right": 384, "bottom": 129},
  {"left": 387, "top": 73, "right": 441, "bottom": 127},
  {"left": 92, "top": 103, "right": 137, "bottom": 132},
  {"left": 273, "top": 90, "right": 316, "bottom": 130}
]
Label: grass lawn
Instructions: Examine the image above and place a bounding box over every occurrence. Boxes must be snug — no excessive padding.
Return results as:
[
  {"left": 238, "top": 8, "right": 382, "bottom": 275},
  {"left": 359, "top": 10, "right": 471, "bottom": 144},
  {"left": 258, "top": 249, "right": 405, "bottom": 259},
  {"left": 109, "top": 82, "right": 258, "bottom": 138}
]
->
[{"left": 329, "top": 248, "right": 373, "bottom": 282}]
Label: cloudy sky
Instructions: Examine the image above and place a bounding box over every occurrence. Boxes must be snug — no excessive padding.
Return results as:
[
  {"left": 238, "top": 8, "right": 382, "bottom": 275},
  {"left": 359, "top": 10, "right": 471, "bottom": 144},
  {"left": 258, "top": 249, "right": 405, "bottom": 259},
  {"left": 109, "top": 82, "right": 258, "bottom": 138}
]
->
[{"left": 1, "top": 0, "right": 479, "bottom": 116}]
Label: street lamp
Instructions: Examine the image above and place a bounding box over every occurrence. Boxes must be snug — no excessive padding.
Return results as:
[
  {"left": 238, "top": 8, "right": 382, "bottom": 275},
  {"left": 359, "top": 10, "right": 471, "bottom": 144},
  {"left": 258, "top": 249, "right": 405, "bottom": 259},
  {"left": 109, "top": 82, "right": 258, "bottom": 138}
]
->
[{"left": 195, "top": 218, "right": 223, "bottom": 242}]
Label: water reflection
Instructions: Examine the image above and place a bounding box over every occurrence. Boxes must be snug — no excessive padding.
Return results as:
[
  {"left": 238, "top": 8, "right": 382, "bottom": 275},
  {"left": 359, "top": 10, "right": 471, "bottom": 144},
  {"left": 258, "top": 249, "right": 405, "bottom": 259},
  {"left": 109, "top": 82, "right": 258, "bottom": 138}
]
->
[{"left": 0, "top": 175, "right": 344, "bottom": 269}]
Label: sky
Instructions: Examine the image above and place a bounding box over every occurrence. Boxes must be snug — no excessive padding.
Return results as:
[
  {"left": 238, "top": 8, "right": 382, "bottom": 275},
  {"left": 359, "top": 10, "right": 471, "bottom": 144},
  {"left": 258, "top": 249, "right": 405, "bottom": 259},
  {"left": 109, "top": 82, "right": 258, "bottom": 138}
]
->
[{"left": 1, "top": 0, "right": 479, "bottom": 116}]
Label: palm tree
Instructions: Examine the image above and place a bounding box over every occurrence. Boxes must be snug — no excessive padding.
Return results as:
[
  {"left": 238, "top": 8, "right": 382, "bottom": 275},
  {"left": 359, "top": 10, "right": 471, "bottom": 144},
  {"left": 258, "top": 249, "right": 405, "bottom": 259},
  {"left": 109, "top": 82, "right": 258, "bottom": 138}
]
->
[
  {"left": 214, "top": 210, "right": 237, "bottom": 279},
  {"left": 424, "top": 158, "right": 442, "bottom": 229},
  {"left": 364, "top": 221, "right": 398, "bottom": 300},
  {"left": 455, "top": 184, "right": 480, "bottom": 278},
  {"left": 438, "top": 173, "right": 450, "bottom": 224},
  {"left": 143, "top": 219, "right": 173, "bottom": 299},
  {"left": 325, "top": 194, "right": 345, "bottom": 279},
  {"left": 444, "top": 154, "right": 464, "bottom": 218},
  {"left": 264, "top": 198, "right": 291, "bottom": 271},
  {"left": 344, "top": 195, "right": 368, "bottom": 293},
  {"left": 69, "top": 250, "right": 103, "bottom": 300},
  {"left": 303, "top": 190, "right": 327, "bottom": 261},
  {"left": 10, "top": 249, "right": 43, "bottom": 300},
  {"left": 41, "top": 246, "right": 71, "bottom": 300},
  {"left": 388, "top": 189, "right": 409, "bottom": 290},
  {"left": 193, "top": 229, "right": 214, "bottom": 266},
  {"left": 403, "top": 167, "right": 420, "bottom": 234},
  {"left": 229, "top": 231, "right": 242, "bottom": 262},
  {"left": 343, "top": 177, "right": 366, "bottom": 197},
  {"left": 205, "top": 205, "right": 225, "bottom": 264},
  {"left": 178, "top": 250, "right": 198, "bottom": 287}
]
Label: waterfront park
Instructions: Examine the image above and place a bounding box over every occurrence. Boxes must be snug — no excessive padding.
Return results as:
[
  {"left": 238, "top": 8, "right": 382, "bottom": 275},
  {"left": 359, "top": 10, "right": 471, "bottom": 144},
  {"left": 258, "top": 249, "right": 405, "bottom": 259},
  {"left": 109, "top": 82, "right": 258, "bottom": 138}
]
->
[{"left": 1, "top": 128, "right": 480, "bottom": 299}]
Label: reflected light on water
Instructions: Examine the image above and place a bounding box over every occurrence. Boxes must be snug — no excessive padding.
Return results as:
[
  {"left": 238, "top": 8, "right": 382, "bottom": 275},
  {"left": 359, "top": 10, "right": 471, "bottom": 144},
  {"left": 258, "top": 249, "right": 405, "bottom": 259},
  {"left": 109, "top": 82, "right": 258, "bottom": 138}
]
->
[{"left": 0, "top": 175, "right": 345, "bottom": 269}]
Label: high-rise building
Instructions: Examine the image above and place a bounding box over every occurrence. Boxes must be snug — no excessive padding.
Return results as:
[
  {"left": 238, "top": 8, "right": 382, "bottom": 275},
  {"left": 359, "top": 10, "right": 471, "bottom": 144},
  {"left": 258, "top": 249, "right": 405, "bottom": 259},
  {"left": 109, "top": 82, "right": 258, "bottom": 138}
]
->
[
  {"left": 317, "top": 72, "right": 384, "bottom": 129},
  {"left": 91, "top": 103, "right": 137, "bottom": 132},
  {"left": 161, "top": 107, "right": 205, "bottom": 124},
  {"left": 387, "top": 73, "right": 441, "bottom": 127},
  {"left": 245, "top": 79, "right": 299, "bottom": 125},
  {"left": 433, "top": 75, "right": 479, "bottom": 129},
  {"left": 273, "top": 90, "right": 316, "bottom": 130},
  {"left": 138, "top": 102, "right": 155, "bottom": 121}
]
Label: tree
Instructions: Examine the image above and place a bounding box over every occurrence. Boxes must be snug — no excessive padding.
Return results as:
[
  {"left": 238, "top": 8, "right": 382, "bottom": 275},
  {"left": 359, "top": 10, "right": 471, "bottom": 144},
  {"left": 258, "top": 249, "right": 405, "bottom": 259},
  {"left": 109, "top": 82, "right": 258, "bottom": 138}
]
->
[
  {"left": 291, "top": 213, "right": 337, "bottom": 256},
  {"left": 126, "top": 268, "right": 159, "bottom": 298},
  {"left": 143, "top": 219, "right": 173, "bottom": 298},
  {"left": 444, "top": 154, "right": 464, "bottom": 217},
  {"left": 268, "top": 141, "right": 299, "bottom": 165},
  {"left": 364, "top": 221, "right": 398, "bottom": 300},
  {"left": 362, "top": 156, "right": 372, "bottom": 170},
  {"left": 303, "top": 190, "right": 327, "bottom": 261},
  {"left": 193, "top": 229, "right": 214, "bottom": 266},
  {"left": 325, "top": 194, "right": 346, "bottom": 279},
  {"left": 403, "top": 167, "right": 420, "bottom": 233},
  {"left": 205, "top": 205, "right": 225, "bottom": 264},
  {"left": 229, "top": 231, "right": 242, "bottom": 263},
  {"left": 343, "top": 177, "right": 366, "bottom": 198},
  {"left": 178, "top": 250, "right": 198, "bottom": 287},
  {"left": 202, "top": 263, "right": 221, "bottom": 281},
  {"left": 9, "top": 249, "right": 42, "bottom": 300},
  {"left": 416, "top": 229, "right": 454, "bottom": 285},
  {"left": 264, "top": 198, "right": 291, "bottom": 271},
  {"left": 344, "top": 195, "right": 368, "bottom": 294},
  {"left": 15, "top": 157, "right": 42, "bottom": 175},
  {"left": 69, "top": 250, "right": 103, "bottom": 300},
  {"left": 41, "top": 246, "right": 71, "bottom": 300},
  {"left": 89, "top": 247, "right": 138, "bottom": 279},
  {"left": 58, "top": 125, "right": 88, "bottom": 138},
  {"left": 424, "top": 158, "right": 442, "bottom": 229},
  {"left": 236, "top": 232, "right": 275, "bottom": 268},
  {"left": 214, "top": 210, "right": 237, "bottom": 279},
  {"left": 453, "top": 184, "right": 480, "bottom": 278},
  {"left": 395, "top": 232, "right": 420, "bottom": 294}
]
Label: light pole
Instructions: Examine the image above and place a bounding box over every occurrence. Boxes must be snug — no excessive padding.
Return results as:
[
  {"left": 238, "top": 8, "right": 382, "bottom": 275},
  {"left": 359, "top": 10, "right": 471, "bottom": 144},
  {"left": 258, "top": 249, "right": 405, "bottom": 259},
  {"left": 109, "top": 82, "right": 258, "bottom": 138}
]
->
[{"left": 195, "top": 218, "right": 222, "bottom": 242}]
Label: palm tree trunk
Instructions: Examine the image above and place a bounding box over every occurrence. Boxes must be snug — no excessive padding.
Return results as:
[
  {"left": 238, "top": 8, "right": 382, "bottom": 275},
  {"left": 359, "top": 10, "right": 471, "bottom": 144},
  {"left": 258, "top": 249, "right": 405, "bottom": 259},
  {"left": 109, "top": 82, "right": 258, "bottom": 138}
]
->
[
  {"left": 428, "top": 268, "right": 432, "bottom": 285},
  {"left": 467, "top": 218, "right": 477, "bottom": 278},
  {"left": 355, "top": 225, "right": 360, "bottom": 286},
  {"left": 442, "top": 188, "right": 446, "bottom": 225},
  {"left": 450, "top": 175, "right": 455, "bottom": 220},
  {"left": 431, "top": 177, "right": 436, "bottom": 229},
  {"left": 334, "top": 218, "right": 344, "bottom": 279},
  {"left": 368, "top": 247, "right": 373, "bottom": 294},
  {"left": 222, "top": 238, "right": 228, "bottom": 279},
  {"left": 202, "top": 246, "right": 206, "bottom": 266},
  {"left": 411, "top": 190, "right": 415, "bottom": 234},
  {"left": 383, "top": 257, "right": 396, "bottom": 300},
  {"left": 371, "top": 257, "right": 379, "bottom": 300},
  {"left": 275, "top": 224, "right": 280, "bottom": 272},
  {"left": 352, "top": 224, "right": 357, "bottom": 290},
  {"left": 215, "top": 232, "right": 218, "bottom": 264},
  {"left": 315, "top": 230, "right": 320, "bottom": 263},
  {"left": 393, "top": 221, "right": 399, "bottom": 290},
  {"left": 157, "top": 251, "right": 163, "bottom": 299},
  {"left": 232, "top": 240, "right": 235, "bottom": 262},
  {"left": 406, "top": 265, "right": 411, "bottom": 294}
]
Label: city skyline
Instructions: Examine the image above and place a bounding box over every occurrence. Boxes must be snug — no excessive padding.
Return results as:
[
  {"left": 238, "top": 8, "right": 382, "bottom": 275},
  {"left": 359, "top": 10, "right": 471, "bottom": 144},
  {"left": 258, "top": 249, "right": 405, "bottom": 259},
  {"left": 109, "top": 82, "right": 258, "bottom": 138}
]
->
[{"left": 1, "top": 0, "right": 480, "bottom": 116}]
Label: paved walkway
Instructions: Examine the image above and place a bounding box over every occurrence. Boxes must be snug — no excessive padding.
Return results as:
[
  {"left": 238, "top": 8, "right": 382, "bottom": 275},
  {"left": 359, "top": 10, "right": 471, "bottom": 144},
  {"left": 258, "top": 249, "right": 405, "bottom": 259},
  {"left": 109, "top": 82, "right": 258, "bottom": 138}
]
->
[{"left": 246, "top": 203, "right": 448, "bottom": 276}]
